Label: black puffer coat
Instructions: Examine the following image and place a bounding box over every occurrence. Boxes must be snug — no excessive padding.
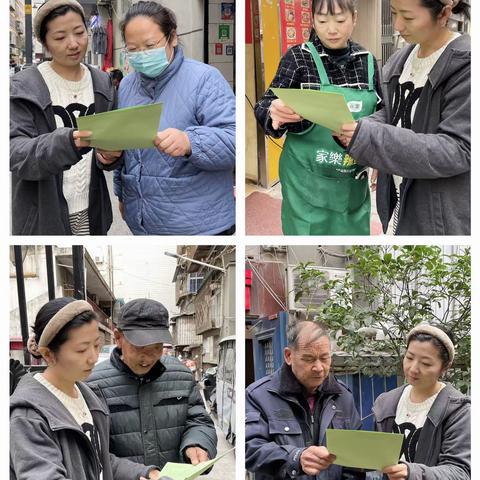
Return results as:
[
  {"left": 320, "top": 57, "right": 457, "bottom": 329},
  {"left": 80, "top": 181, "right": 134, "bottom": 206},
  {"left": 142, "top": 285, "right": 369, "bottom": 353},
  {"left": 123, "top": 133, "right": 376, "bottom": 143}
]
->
[{"left": 87, "top": 349, "right": 217, "bottom": 468}]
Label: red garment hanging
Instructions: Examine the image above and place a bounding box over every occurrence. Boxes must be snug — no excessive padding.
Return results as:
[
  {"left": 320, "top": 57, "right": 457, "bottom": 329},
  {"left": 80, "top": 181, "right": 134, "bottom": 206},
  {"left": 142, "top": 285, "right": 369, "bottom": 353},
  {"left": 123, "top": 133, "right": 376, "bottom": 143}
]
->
[{"left": 102, "top": 18, "right": 113, "bottom": 71}]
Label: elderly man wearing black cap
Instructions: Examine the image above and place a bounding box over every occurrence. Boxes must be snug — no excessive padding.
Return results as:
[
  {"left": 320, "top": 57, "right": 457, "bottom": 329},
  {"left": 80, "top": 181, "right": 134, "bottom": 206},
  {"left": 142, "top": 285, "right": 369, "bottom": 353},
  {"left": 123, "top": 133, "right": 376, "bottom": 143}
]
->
[{"left": 87, "top": 299, "right": 217, "bottom": 471}]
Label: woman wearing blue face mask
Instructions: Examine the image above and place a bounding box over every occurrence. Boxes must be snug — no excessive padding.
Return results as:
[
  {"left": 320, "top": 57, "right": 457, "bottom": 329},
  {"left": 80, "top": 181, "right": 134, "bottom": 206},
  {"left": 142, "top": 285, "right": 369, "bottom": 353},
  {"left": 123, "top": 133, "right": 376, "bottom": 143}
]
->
[{"left": 115, "top": 1, "right": 236, "bottom": 235}]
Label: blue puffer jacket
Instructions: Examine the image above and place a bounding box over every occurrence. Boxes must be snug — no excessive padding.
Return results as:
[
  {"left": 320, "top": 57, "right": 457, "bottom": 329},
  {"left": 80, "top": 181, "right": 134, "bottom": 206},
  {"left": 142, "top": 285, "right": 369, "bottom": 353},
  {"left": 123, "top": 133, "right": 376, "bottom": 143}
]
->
[{"left": 114, "top": 47, "right": 235, "bottom": 235}]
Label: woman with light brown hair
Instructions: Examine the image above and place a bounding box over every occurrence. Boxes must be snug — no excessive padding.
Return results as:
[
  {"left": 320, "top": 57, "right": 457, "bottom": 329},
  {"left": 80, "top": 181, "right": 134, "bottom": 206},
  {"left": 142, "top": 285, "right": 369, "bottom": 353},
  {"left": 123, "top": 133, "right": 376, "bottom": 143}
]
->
[
  {"left": 340, "top": 0, "right": 471, "bottom": 235},
  {"left": 373, "top": 324, "right": 470, "bottom": 479}
]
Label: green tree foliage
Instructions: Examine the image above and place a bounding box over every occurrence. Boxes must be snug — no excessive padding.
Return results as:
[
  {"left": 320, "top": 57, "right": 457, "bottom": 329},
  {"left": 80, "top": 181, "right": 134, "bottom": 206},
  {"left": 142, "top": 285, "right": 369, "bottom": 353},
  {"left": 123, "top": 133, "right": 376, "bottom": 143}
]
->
[{"left": 293, "top": 246, "right": 470, "bottom": 392}]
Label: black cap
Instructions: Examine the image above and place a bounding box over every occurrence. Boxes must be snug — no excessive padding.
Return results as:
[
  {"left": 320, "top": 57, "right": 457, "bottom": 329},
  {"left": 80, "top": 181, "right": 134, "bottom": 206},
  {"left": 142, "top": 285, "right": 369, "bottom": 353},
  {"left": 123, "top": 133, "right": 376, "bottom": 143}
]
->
[{"left": 117, "top": 299, "right": 173, "bottom": 347}]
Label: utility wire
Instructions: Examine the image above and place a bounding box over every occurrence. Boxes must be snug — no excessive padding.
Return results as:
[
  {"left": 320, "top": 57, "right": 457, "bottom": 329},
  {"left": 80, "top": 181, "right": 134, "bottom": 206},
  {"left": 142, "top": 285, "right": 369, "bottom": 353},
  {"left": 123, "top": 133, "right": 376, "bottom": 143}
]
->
[{"left": 246, "top": 257, "right": 288, "bottom": 311}]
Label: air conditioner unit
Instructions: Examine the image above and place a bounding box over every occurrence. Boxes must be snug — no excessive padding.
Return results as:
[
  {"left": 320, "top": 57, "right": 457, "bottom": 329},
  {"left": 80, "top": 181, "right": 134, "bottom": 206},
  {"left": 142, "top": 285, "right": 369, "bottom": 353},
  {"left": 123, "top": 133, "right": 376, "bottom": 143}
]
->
[{"left": 287, "top": 265, "right": 347, "bottom": 311}]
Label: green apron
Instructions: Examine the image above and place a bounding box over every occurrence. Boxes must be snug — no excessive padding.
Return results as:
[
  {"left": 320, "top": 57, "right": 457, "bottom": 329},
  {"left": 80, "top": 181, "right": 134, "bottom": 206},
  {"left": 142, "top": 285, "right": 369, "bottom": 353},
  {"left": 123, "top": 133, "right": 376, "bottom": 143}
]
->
[{"left": 280, "top": 42, "right": 378, "bottom": 235}]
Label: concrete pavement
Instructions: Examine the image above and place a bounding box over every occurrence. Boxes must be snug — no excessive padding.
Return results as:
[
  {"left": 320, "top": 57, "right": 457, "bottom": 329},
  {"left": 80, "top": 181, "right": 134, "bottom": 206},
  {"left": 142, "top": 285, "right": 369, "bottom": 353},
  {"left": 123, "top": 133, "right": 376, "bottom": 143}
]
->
[{"left": 205, "top": 417, "right": 236, "bottom": 479}]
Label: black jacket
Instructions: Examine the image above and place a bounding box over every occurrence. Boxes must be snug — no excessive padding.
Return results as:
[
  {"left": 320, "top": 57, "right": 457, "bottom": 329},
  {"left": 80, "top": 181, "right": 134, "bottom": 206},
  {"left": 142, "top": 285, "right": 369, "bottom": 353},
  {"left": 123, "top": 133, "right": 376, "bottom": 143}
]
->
[
  {"left": 246, "top": 363, "right": 365, "bottom": 480},
  {"left": 87, "top": 350, "right": 217, "bottom": 468},
  {"left": 10, "top": 64, "right": 121, "bottom": 235}
]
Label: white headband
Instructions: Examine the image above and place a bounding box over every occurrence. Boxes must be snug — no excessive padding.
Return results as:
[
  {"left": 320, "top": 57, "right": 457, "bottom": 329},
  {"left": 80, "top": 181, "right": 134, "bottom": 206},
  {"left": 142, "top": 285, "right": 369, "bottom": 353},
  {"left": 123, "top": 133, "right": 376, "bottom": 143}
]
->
[
  {"left": 39, "top": 300, "right": 93, "bottom": 347},
  {"left": 407, "top": 324, "right": 455, "bottom": 363}
]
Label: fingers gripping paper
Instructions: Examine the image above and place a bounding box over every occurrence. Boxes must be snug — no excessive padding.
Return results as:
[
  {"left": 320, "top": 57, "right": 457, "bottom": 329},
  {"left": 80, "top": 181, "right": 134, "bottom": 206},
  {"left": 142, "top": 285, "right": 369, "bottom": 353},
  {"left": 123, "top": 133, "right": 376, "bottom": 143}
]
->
[
  {"left": 326, "top": 429, "right": 404, "bottom": 471},
  {"left": 271, "top": 88, "right": 354, "bottom": 132},
  {"left": 76, "top": 103, "right": 163, "bottom": 150},
  {"left": 159, "top": 449, "right": 235, "bottom": 480}
]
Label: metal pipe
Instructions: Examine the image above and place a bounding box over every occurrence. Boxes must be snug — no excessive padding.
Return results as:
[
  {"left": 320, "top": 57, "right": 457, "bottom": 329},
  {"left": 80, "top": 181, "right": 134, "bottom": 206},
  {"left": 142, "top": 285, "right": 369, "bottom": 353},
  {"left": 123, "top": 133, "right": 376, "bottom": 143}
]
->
[
  {"left": 203, "top": 0, "right": 209, "bottom": 64},
  {"left": 25, "top": 0, "right": 33, "bottom": 65},
  {"left": 45, "top": 246, "right": 55, "bottom": 300},
  {"left": 164, "top": 251, "right": 226, "bottom": 272},
  {"left": 14, "top": 246, "right": 31, "bottom": 365},
  {"left": 72, "top": 246, "right": 86, "bottom": 300}
]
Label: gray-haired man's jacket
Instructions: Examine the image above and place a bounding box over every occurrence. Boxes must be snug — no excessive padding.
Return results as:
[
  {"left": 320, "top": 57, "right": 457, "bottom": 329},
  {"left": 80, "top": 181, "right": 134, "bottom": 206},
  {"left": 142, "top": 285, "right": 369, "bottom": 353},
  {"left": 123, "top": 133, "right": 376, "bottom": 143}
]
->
[
  {"left": 87, "top": 349, "right": 217, "bottom": 468},
  {"left": 373, "top": 383, "right": 470, "bottom": 480},
  {"left": 246, "top": 363, "right": 364, "bottom": 480},
  {"left": 10, "top": 374, "right": 157, "bottom": 480},
  {"left": 348, "top": 35, "right": 470, "bottom": 235}
]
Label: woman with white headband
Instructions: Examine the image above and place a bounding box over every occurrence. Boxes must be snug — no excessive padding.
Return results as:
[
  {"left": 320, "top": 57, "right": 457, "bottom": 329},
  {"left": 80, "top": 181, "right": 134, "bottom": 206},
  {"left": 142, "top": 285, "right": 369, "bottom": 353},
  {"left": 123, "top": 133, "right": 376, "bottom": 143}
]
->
[
  {"left": 10, "top": 297, "right": 165, "bottom": 480},
  {"left": 372, "top": 324, "right": 470, "bottom": 479},
  {"left": 338, "top": 0, "right": 471, "bottom": 235},
  {"left": 10, "top": 0, "right": 122, "bottom": 235}
]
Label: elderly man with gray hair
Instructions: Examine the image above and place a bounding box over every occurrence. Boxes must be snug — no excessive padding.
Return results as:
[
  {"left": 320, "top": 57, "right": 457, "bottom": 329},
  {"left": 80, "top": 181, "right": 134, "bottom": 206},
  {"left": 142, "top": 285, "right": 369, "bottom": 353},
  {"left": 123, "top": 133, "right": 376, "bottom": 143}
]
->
[
  {"left": 87, "top": 298, "right": 217, "bottom": 473},
  {"left": 245, "top": 320, "right": 365, "bottom": 480}
]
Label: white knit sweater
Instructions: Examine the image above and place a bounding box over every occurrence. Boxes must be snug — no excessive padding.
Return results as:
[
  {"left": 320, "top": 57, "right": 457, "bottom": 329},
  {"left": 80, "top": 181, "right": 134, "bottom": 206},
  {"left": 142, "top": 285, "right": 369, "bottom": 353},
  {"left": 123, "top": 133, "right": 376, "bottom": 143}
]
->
[{"left": 38, "top": 62, "right": 94, "bottom": 215}]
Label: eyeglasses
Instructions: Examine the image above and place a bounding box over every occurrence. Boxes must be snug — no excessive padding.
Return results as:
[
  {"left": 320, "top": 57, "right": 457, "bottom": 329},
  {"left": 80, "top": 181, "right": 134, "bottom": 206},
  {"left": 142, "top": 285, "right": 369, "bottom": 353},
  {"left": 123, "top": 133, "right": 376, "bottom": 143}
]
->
[{"left": 124, "top": 35, "right": 168, "bottom": 55}]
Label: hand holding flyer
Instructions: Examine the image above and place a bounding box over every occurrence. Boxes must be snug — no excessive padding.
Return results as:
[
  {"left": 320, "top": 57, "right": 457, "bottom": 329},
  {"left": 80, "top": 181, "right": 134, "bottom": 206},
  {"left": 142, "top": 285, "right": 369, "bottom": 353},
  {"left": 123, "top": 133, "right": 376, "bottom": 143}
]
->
[{"left": 77, "top": 103, "right": 163, "bottom": 150}]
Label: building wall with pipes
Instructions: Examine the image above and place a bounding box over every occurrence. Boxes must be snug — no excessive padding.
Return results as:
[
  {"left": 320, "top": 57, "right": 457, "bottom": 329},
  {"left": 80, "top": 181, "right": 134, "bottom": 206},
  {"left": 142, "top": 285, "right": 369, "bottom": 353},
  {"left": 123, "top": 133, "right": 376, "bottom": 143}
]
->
[
  {"left": 173, "top": 246, "right": 236, "bottom": 372},
  {"left": 110, "top": 0, "right": 235, "bottom": 87},
  {"left": 10, "top": 246, "right": 63, "bottom": 343}
]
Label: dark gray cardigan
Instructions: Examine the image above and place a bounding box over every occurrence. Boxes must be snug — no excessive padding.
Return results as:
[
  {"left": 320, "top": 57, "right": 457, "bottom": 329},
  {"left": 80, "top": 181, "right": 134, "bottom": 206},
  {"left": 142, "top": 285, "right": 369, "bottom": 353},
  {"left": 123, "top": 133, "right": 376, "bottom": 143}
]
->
[
  {"left": 10, "top": 64, "right": 121, "bottom": 235},
  {"left": 10, "top": 374, "right": 157, "bottom": 480},
  {"left": 373, "top": 383, "right": 470, "bottom": 479},
  {"left": 348, "top": 35, "right": 470, "bottom": 235}
]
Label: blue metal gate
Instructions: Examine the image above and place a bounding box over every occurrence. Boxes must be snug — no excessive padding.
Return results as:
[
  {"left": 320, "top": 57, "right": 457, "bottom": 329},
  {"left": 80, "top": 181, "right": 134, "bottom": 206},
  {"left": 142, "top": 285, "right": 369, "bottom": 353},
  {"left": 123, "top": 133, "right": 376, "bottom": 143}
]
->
[
  {"left": 337, "top": 373, "right": 397, "bottom": 431},
  {"left": 251, "top": 311, "right": 288, "bottom": 380}
]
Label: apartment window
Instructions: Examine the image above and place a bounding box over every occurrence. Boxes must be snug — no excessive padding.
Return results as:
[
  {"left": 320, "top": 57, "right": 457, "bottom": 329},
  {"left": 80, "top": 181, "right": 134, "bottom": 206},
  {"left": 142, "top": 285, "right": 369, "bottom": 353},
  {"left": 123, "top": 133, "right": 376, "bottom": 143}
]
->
[
  {"left": 188, "top": 273, "right": 204, "bottom": 294},
  {"left": 209, "top": 291, "right": 222, "bottom": 327}
]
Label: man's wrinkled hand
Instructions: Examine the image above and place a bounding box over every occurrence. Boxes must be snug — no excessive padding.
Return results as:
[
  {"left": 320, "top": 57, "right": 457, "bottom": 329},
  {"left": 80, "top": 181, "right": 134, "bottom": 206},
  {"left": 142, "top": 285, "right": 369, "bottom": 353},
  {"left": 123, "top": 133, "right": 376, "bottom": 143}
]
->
[
  {"left": 300, "top": 446, "right": 336, "bottom": 476},
  {"left": 140, "top": 469, "right": 173, "bottom": 480},
  {"left": 185, "top": 446, "right": 209, "bottom": 465}
]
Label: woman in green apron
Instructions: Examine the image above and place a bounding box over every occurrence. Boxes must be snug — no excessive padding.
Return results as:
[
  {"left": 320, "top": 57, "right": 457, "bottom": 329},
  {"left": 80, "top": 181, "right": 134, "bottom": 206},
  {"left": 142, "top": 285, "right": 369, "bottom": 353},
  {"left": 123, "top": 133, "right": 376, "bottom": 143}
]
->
[{"left": 254, "top": 0, "right": 382, "bottom": 235}]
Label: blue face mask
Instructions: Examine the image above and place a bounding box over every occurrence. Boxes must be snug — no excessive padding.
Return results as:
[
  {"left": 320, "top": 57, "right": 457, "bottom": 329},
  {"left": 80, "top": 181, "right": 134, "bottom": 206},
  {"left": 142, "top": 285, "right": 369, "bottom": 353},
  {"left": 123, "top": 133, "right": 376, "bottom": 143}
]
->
[{"left": 127, "top": 46, "right": 170, "bottom": 78}]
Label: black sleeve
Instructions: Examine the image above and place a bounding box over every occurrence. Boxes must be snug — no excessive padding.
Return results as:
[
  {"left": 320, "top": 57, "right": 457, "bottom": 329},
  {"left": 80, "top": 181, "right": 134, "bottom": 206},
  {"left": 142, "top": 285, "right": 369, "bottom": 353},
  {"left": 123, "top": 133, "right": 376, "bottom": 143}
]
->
[{"left": 254, "top": 46, "right": 314, "bottom": 138}]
